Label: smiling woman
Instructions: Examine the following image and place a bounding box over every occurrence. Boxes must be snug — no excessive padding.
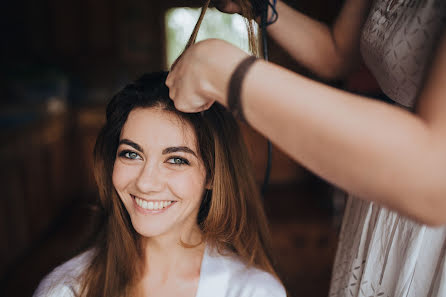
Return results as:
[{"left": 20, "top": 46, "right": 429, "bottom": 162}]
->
[{"left": 32, "top": 72, "right": 286, "bottom": 297}]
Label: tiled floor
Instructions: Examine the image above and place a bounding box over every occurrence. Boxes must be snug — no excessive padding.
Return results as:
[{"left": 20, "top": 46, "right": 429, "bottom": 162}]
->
[{"left": 0, "top": 180, "right": 339, "bottom": 297}]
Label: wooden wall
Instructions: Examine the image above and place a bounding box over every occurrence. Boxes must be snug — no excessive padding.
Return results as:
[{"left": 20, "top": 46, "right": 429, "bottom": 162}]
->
[{"left": 0, "top": 112, "right": 73, "bottom": 277}]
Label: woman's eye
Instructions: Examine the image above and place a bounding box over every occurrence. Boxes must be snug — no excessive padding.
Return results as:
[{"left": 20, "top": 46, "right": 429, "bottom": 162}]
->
[
  {"left": 167, "top": 157, "right": 189, "bottom": 165},
  {"left": 119, "top": 151, "right": 142, "bottom": 160}
]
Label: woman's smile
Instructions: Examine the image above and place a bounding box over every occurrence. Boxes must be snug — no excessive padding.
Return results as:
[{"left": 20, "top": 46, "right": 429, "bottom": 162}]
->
[{"left": 131, "top": 194, "right": 177, "bottom": 214}]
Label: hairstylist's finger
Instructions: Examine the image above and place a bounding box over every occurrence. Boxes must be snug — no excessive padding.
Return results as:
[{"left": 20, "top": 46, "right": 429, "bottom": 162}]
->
[
  {"left": 166, "top": 74, "right": 176, "bottom": 99},
  {"left": 200, "top": 101, "right": 215, "bottom": 111},
  {"left": 170, "top": 52, "right": 184, "bottom": 71},
  {"left": 168, "top": 84, "right": 177, "bottom": 101},
  {"left": 173, "top": 100, "right": 193, "bottom": 113},
  {"left": 165, "top": 71, "right": 174, "bottom": 88}
]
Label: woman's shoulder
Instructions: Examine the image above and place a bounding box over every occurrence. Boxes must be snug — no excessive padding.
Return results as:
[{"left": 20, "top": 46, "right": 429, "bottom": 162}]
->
[
  {"left": 201, "top": 246, "right": 286, "bottom": 297},
  {"left": 32, "top": 249, "right": 94, "bottom": 297},
  {"left": 230, "top": 263, "right": 286, "bottom": 297}
]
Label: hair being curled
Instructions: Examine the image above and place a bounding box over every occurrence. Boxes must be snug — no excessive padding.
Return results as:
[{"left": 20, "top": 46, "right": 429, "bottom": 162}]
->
[{"left": 184, "top": 0, "right": 262, "bottom": 57}]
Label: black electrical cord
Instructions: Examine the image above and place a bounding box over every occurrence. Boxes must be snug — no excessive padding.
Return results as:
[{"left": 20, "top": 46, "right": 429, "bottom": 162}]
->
[{"left": 260, "top": 0, "right": 273, "bottom": 196}]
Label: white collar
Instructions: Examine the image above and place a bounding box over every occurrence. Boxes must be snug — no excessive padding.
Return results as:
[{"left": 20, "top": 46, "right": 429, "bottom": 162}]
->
[{"left": 196, "top": 245, "right": 234, "bottom": 297}]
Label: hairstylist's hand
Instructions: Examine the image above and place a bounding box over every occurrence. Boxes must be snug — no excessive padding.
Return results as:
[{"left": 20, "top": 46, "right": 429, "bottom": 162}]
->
[
  {"left": 166, "top": 39, "right": 248, "bottom": 113},
  {"left": 212, "top": 0, "right": 241, "bottom": 14}
]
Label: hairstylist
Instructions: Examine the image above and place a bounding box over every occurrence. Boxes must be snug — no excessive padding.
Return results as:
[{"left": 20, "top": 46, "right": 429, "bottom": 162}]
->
[{"left": 166, "top": 1, "right": 446, "bottom": 296}]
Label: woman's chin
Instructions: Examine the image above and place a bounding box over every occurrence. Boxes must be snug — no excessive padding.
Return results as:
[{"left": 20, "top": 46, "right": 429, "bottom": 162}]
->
[{"left": 131, "top": 218, "right": 174, "bottom": 239}]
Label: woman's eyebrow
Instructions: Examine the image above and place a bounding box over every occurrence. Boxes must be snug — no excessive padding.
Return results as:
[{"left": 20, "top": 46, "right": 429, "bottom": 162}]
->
[
  {"left": 162, "top": 146, "right": 197, "bottom": 158},
  {"left": 119, "top": 139, "right": 144, "bottom": 153}
]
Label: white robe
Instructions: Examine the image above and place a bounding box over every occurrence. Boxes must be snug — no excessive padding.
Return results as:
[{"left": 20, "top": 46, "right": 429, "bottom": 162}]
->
[{"left": 33, "top": 245, "right": 286, "bottom": 297}]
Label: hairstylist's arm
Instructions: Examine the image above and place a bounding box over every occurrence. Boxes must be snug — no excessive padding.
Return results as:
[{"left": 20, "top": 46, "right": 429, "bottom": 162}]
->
[
  {"left": 167, "top": 34, "right": 446, "bottom": 226},
  {"left": 215, "top": 0, "right": 372, "bottom": 79}
]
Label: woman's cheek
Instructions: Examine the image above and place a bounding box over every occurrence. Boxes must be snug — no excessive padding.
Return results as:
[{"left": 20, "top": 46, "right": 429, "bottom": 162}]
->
[
  {"left": 112, "top": 161, "right": 133, "bottom": 190},
  {"left": 168, "top": 168, "right": 206, "bottom": 202}
]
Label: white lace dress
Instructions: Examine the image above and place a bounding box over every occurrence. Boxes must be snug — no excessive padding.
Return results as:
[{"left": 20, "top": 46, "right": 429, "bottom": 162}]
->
[{"left": 329, "top": 0, "right": 446, "bottom": 296}]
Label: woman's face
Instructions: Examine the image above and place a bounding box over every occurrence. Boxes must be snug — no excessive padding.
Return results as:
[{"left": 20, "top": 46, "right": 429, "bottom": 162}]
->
[{"left": 112, "top": 107, "right": 207, "bottom": 240}]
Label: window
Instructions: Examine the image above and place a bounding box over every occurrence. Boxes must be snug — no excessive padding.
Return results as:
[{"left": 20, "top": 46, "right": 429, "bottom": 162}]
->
[{"left": 165, "top": 7, "right": 256, "bottom": 68}]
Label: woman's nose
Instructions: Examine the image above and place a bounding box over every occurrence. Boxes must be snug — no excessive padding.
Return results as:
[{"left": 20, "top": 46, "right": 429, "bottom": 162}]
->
[{"left": 135, "top": 162, "right": 165, "bottom": 194}]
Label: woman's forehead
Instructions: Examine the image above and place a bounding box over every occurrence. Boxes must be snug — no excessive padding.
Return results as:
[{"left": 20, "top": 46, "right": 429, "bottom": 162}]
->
[{"left": 121, "top": 107, "right": 197, "bottom": 150}]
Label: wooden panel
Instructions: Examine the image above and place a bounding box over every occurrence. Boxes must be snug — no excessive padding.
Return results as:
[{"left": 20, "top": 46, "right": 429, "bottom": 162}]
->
[
  {"left": 265, "top": 184, "right": 338, "bottom": 297},
  {"left": 75, "top": 107, "right": 106, "bottom": 197},
  {"left": 49, "top": 0, "right": 83, "bottom": 58},
  {"left": 0, "top": 156, "right": 27, "bottom": 277},
  {"left": 0, "top": 113, "right": 71, "bottom": 277}
]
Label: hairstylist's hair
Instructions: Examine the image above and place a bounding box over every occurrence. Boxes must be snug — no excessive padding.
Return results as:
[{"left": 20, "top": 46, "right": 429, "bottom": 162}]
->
[{"left": 78, "top": 72, "right": 279, "bottom": 297}]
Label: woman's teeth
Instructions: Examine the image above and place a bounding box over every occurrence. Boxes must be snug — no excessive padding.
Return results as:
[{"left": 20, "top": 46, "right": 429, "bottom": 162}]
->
[{"left": 134, "top": 197, "right": 173, "bottom": 210}]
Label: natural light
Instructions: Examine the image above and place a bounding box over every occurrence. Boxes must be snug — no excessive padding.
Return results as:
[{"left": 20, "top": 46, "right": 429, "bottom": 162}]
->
[{"left": 165, "top": 7, "right": 256, "bottom": 68}]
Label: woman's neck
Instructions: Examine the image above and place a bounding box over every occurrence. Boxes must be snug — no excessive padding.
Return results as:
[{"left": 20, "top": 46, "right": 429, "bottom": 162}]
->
[{"left": 143, "top": 225, "right": 205, "bottom": 282}]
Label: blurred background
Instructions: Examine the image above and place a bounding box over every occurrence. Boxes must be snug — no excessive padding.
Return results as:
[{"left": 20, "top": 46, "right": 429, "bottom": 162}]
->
[{"left": 0, "top": 0, "right": 385, "bottom": 296}]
